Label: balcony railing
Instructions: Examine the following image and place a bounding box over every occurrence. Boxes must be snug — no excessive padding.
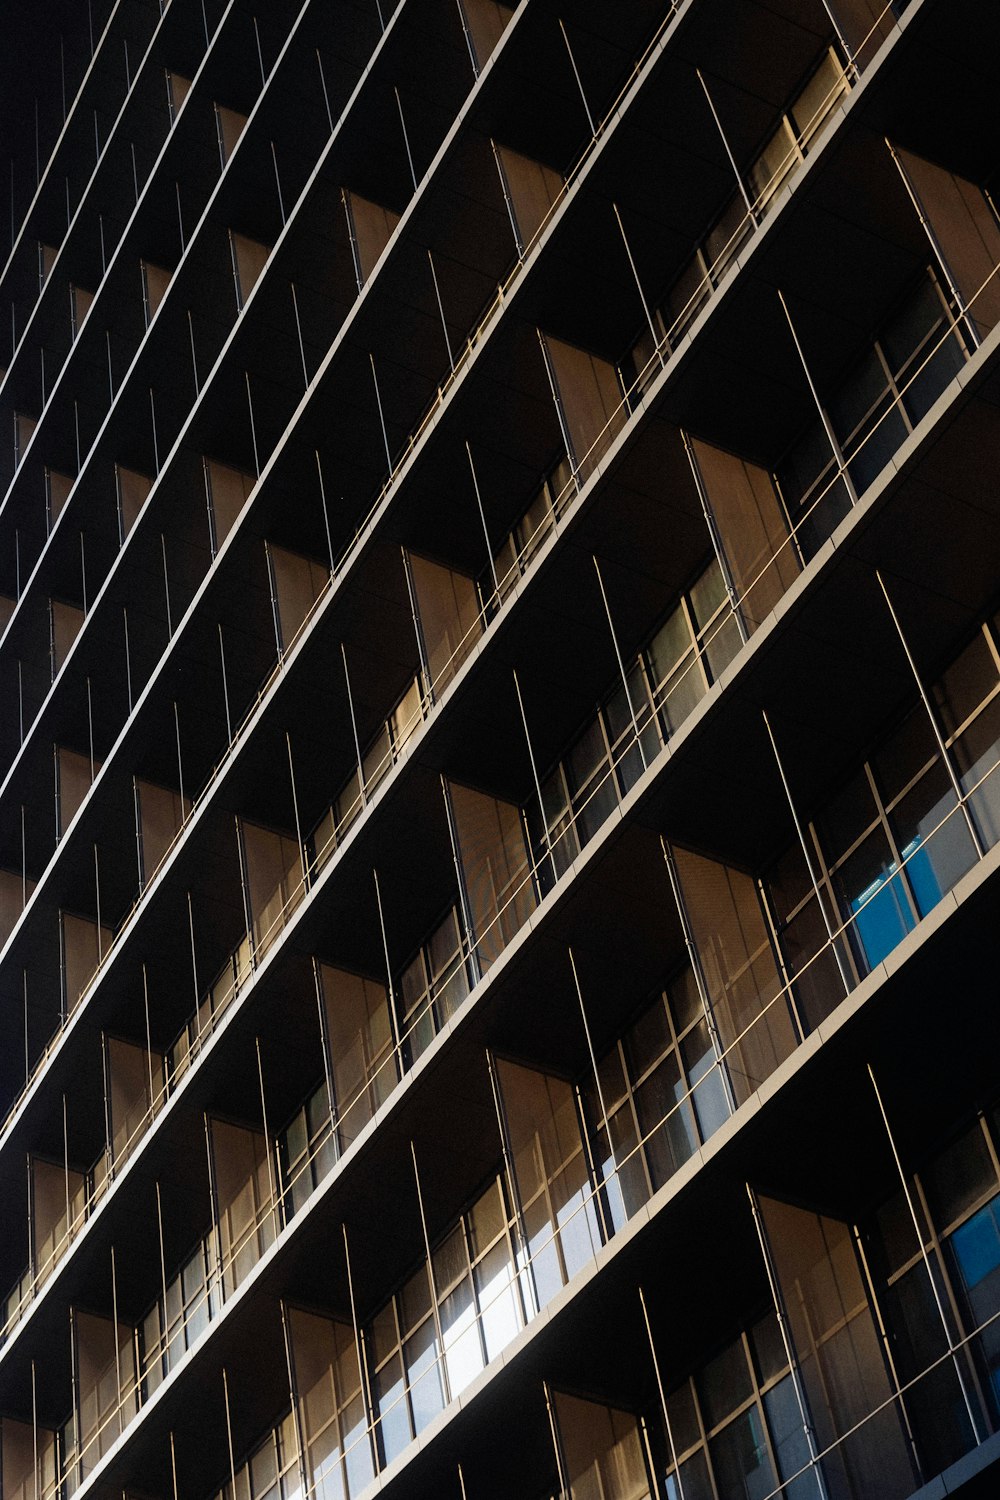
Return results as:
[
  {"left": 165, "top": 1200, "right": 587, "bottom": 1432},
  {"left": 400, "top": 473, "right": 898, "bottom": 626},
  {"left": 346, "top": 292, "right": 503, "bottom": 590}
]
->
[
  {"left": 7, "top": 227, "right": 997, "bottom": 1361},
  {"left": 0, "top": 0, "right": 912, "bottom": 1156},
  {"left": 21, "top": 726, "right": 999, "bottom": 1497}
]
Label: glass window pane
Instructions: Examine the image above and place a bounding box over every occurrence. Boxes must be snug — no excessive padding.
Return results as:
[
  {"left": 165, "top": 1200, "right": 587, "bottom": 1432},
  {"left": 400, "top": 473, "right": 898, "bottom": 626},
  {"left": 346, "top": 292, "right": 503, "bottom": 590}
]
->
[
  {"left": 790, "top": 50, "right": 847, "bottom": 146},
  {"left": 837, "top": 827, "right": 915, "bottom": 970},
  {"left": 670, "top": 1448, "right": 715, "bottom": 1500},
  {"left": 935, "top": 632, "right": 998, "bottom": 737},
  {"left": 567, "top": 718, "right": 609, "bottom": 793},
  {"left": 689, "top": 560, "right": 727, "bottom": 631},
  {"left": 666, "top": 1380, "right": 701, "bottom": 1457},
  {"left": 829, "top": 349, "right": 888, "bottom": 447},
  {"left": 474, "top": 1237, "right": 521, "bottom": 1359},
  {"left": 882, "top": 279, "right": 944, "bottom": 375},
  {"left": 400, "top": 952, "right": 427, "bottom": 1013},
  {"left": 647, "top": 606, "right": 693, "bottom": 692},
  {"left": 433, "top": 1224, "right": 469, "bottom": 1294},
  {"left": 669, "top": 965, "right": 702, "bottom": 1034},
  {"left": 846, "top": 399, "right": 908, "bottom": 494},
  {"left": 370, "top": 1305, "right": 398, "bottom": 1367},
  {"left": 763, "top": 1376, "right": 815, "bottom": 1499},
  {"left": 593, "top": 1044, "right": 629, "bottom": 1115},
  {"left": 608, "top": 1105, "right": 651, "bottom": 1219},
  {"left": 468, "top": 1180, "right": 506, "bottom": 1257},
  {"left": 428, "top": 910, "right": 461, "bottom": 980},
  {"left": 750, "top": 1311, "right": 786, "bottom": 1386},
  {"left": 705, "top": 196, "right": 754, "bottom": 281},
  {"left": 434, "top": 957, "right": 470, "bottom": 1026},
  {"left": 342, "top": 1392, "right": 374, "bottom": 1496},
  {"left": 698, "top": 1337, "right": 753, "bottom": 1431},
  {"left": 404, "top": 1320, "right": 445, "bottom": 1432},
  {"left": 948, "top": 1198, "right": 1000, "bottom": 1410},
  {"left": 682, "top": 1019, "right": 730, "bottom": 1142},
  {"left": 636, "top": 1054, "right": 697, "bottom": 1188},
  {"left": 440, "top": 1278, "right": 483, "bottom": 1395},
  {"left": 660, "top": 652, "right": 706, "bottom": 733},
  {"left": 821, "top": 770, "right": 878, "bottom": 861},
  {"left": 767, "top": 842, "right": 813, "bottom": 925},
  {"left": 901, "top": 332, "right": 965, "bottom": 427},
  {"left": 249, "top": 1439, "right": 277, "bottom": 1494},
  {"left": 875, "top": 708, "right": 938, "bottom": 805},
  {"left": 625, "top": 998, "right": 672, "bottom": 1081},
  {"left": 709, "top": 1407, "right": 776, "bottom": 1500},
  {"left": 924, "top": 1125, "right": 998, "bottom": 1231},
  {"left": 702, "top": 611, "right": 742, "bottom": 683},
  {"left": 954, "top": 692, "right": 1000, "bottom": 849},
  {"left": 665, "top": 252, "right": 712, "bottom": 340},
  {"left": 374, "top": 1352, "right": 410, "bottom": 1464},
  {"left": 399, "top": 1268, "right": 431, "bottom": 1335},
  {"left": 749, "top": 121, "right": 797, "bottom": 211},
  {"left": 891, "top": 762, "right": 976, "bottom": 916}
]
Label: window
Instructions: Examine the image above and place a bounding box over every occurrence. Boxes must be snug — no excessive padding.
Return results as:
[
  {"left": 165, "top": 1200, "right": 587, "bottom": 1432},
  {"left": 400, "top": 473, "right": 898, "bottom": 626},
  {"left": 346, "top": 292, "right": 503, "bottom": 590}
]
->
[
  {"left": 397, "top": 905, "right": 473, "bottom": 1064},
  {"left": 309, "top": 676, "right": 426, "bottom": 876},
  {"left": 318, "top": 962, "right": 399, "bottom": 1149},
  {"left": 279, "top": 1081, "right": 336, "bottom": 1217},
  {"left": 529, "top": 557, "right": 741, "bottom": 890},
  {"left": 207, "top": 1413, "right": 301, "bottom": 1500},
  {"left": 583, "top": 965, "right": 730, "bottom": 1232},
  {"left": 766, "top": 611, "right": 1000, "bottom": 1015},
  {"left": 484, "top": 455, "right": 574, "bottom": 607},
  {"left": 291, "top": 1309, "right": 374, "bottom": 1499},
  {"left": 495, "top": 1058, "right": 603, "bottom": 1310},
  {"left": 750, "top": 50, "right": 849, "bottom": 217},
  {"left": 621, "top": 46, "right": 850, "bottom": 394},
  {"left": 142, "top": 1237, "right": 215, "bottom": 1395},
  {"left": 663, "top": 1314, "right": 815, "bottom": 1500},
  {"left": 366, "top": 1175, "right": 525, "bottom": 1467},
  {"left": 777, "top": 270, "right": 970, "bottom": 560},
  {"left": 864, "top": 1111, "right": 1000, "bottom": 1477}
]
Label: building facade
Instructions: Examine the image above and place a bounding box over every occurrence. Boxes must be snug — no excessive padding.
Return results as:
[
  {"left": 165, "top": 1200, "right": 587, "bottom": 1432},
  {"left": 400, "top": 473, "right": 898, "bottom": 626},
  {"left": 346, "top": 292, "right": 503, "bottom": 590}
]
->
[{"left": 1, "top": 0, "right": 999, "bottom": 1496}]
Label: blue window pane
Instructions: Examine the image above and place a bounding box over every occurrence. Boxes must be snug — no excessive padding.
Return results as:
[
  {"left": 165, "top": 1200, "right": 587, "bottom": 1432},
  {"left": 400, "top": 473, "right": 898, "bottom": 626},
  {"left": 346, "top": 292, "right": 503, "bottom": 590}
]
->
[
  {"left": 839, "top": 828, "right": 915, "bottom": 970},
  {"left": 851, "top": 872, "right": 914, "bottom": 968},
  {"left": 951, "top": 1202, "right": 1000, "bottom": 1290},
  {"left": 902, "top": 839, "right": 941, "bottom": 918}
]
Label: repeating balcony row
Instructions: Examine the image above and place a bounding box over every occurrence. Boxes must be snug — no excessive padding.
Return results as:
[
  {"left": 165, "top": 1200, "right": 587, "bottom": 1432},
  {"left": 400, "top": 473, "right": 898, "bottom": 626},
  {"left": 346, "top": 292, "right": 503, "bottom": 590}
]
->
[
  {"left": 1, "top": 223, "right": 996, "bottom": 1277},
  {"left": 5, "top": 935, "right": 1000, "bottom": 1500},
  {"left": 198, "top": 1085, "right": 1000, "bottom": 1500},
  {"left": 1, "top": 8, "right": 977, "bottom": 1020},
  {"left": 5, "top": 520, "right": 1000, "bottom": 1448},
  {"left": 5, "top": 138, "right": 993, "bottom": 953},
  {"left": 2, "top": 0, "right": 926, "bottom": 712}
]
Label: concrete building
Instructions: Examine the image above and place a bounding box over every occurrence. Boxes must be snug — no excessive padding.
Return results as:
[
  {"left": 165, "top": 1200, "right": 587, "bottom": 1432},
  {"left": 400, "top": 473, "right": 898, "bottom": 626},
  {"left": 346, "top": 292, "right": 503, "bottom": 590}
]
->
[{"left": 1, "top": 0, "right": 1000, "bottom": 1496}]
